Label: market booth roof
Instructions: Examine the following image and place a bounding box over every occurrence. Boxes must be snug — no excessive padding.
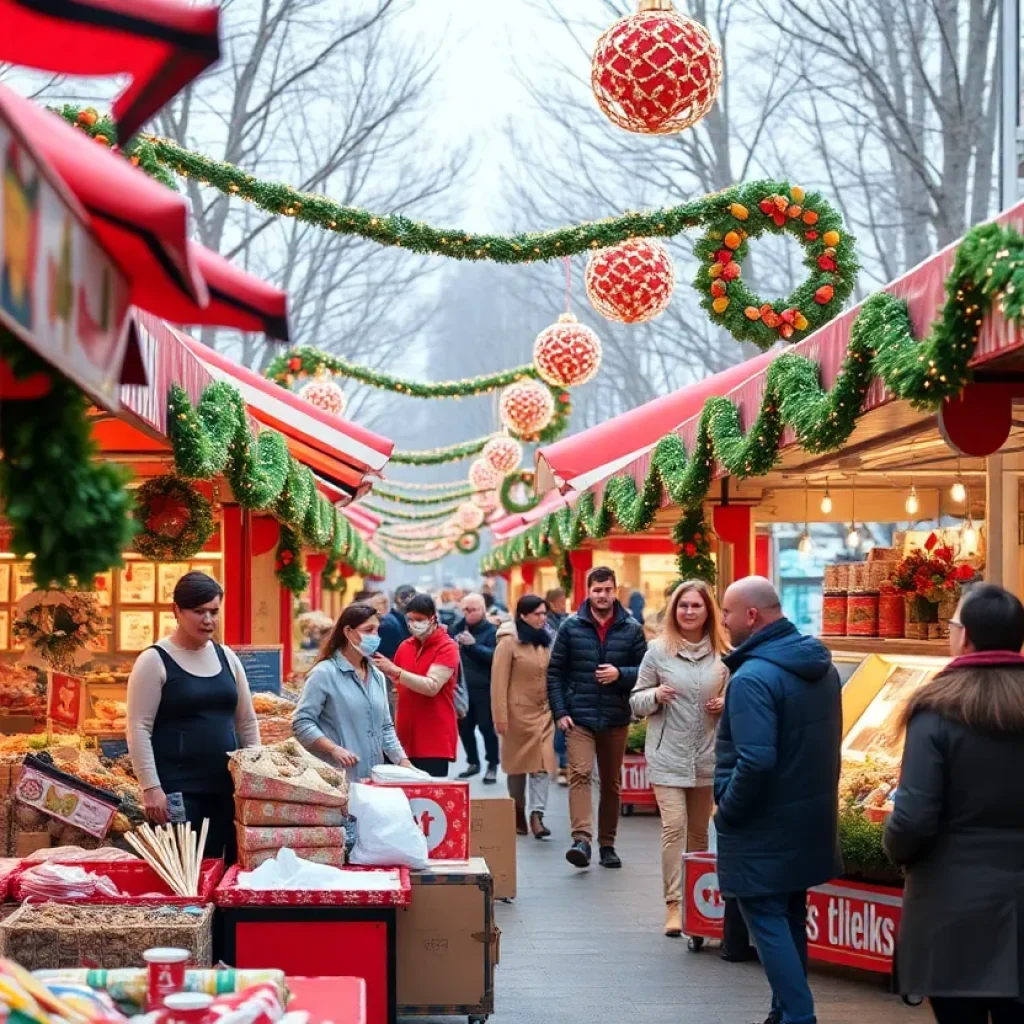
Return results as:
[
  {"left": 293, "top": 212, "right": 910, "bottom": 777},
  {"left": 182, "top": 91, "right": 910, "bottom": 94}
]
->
[
  {"left": 0, "top": 0, "right": 220, "bottom": 139},
  {"left": 0, "top": 86, "right": 290, "bottom": 341}
]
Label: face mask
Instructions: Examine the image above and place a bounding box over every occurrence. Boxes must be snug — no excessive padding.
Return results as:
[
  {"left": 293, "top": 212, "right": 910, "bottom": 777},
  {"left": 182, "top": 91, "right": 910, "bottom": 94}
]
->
[
  {"left": 358, "top": 633, "right": 381, "bottom": 657},
  {"left": 409, "top": 620, "right": 432, "bottom": 638}
]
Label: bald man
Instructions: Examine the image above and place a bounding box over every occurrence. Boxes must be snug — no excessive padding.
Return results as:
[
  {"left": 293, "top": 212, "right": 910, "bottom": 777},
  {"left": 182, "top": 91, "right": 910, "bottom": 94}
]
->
[
  {"left": 715, "top": 577, "right": 842, "bottom": 1024},
  {"left": 450, "top": 593, "right": 499, "bottom": 782}
]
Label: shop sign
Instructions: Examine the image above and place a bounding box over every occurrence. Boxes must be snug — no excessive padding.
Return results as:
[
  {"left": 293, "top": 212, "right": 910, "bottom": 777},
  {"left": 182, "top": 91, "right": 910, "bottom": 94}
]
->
[
  {"left": 371, "top": 780, "right": 469, "bottom": 860},
  {"left": 47, "top": 671, "right": 83, "bottom": 729},
  {"left": 14, "top": 758, "right": 119, "bottom": 837},
  {"left": 0, "top": 115, "right": 130, "bottom": 410},
  {"left": 621, "top": 754, "right": 650, "bottom": 793}
]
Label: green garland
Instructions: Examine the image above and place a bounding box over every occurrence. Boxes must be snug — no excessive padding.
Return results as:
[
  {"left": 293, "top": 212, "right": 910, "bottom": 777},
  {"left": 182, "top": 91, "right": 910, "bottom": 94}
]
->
[
  {"left": 483, "top": 220, "right": 1021, "bottom": 576},
  {"left": 499, "top": 470, "right": 539, "bottom": 515},
  {"left": 360, "top": 502, "right": 461, "bottom": 522},
  {"left": 390, "top": 437, "right": 489, "bottom": 466},
  {"left": 167, "top": 382, "right": 383, "bottom": 577},
  {"left": 133, "top": 475, "right": 214, "bottom": 561},
  {"left": 0, "top": 329, "right": 137, "bottom": 589},
  {"left": 275, "top": 525, "right": 309, "bottom": 593},
  {"left": 371, "top": 484, "right": 476, "bottom": 505},
  {"left": 673, "top": 508, "right": 716, "bottom": 585}
]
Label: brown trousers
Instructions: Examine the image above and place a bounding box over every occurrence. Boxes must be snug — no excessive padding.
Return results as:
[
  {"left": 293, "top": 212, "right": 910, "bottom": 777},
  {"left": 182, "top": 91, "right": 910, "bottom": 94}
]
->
[
  {"left": 566, "top": 724, "right": 628, "bottom": 847},
  {"left": 652, "top": 784, "right": 714, "bottom": 904}
]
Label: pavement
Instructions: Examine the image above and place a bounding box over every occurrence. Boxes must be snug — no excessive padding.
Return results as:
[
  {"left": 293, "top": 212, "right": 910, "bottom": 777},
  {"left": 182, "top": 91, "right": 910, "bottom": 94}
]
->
[{"left": 419, "top": 760, "right": 925, "bottom": 1024}]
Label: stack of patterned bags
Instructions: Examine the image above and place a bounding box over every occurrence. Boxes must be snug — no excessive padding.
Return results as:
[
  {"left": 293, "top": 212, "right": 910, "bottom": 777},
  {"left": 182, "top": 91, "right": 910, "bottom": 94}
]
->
[{"left": 229, "top": 740, "right": 349, "bottom": 869}]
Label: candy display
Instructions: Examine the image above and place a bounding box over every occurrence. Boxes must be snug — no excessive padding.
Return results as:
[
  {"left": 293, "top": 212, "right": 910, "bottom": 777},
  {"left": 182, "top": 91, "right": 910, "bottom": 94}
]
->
[
  {"left": 229, "top": 741, "right": 347, "bottom": 808},
  {"left": 0, "top": 666, "right": 47, "bottom": 722},
  {"left": 0, "top": 904, "right": 214, "bottom": 970},
  {"left": 250, "top": 695, "right": 293, "bottom": 717}
]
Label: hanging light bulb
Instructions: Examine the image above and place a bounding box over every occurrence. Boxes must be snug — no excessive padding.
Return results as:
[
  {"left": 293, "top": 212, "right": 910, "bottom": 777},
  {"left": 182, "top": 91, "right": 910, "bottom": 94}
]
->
[
  {"left": 961, "top": 517, "right": 978, "bottom": 552},
  {"left": 820, "top": 477, "right": 833, "bottom": 515},
  {"left": 846, "top": 524, "right": 861, "bottom": 549},
  {"left": 905, "top": 484, "right": 920, "bottom": 517},
  {"left": 951, "top": 478, "right": 967, "bottom": 504},
  {"left": 798, "top": 531, "right": 813, "bottom": 556}
]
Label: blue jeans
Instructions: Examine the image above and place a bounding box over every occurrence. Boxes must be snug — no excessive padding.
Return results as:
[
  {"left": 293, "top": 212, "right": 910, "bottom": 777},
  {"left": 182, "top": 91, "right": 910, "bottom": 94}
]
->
[
  {"left": 553, "top": 725, "right": 567, "bottom": 769},
  {"left": 737, "top": 891, "right": 814, "bottom": 1024}
]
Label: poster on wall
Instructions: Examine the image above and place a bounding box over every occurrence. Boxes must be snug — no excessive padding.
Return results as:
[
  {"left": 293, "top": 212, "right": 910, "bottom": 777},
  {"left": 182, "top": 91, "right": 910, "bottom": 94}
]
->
[
  {"left": 189, "top": 562, "right": 217, "bottom": 581},
  {"left": 47, "top": 672, "right": 83, "bottom": 730},
  {"left": 86, "top": 612, "right": 111, "bottom": 653},
  {"left": 158, "top": 611, "right": 177, "bottom": 639},
  {"left": 158, "top": 564, "right": 190, "bottom": 605},
  {"left": 118, "top": 563, "right": 156, "bottom": 605},
  {"left": 91, "top": 572, "right": 112, "bottom": 608},
  {"left": 119, "top": 610, "right": 154, "bottom": 652},
  {"left": 0, "top": 563, "right": 10, "bottom": 603},
  {"left": 12, "top": 563, "right": 35, "bottom": 603},
  {"left": 0, "top": 610, "right": 8, "bottom": 649}
]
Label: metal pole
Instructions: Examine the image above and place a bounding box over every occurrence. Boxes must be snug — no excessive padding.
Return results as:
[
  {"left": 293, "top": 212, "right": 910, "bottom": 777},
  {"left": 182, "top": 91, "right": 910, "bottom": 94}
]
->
[{"left": 1000, "top": 0, "right": 1021, "bottom": 210}]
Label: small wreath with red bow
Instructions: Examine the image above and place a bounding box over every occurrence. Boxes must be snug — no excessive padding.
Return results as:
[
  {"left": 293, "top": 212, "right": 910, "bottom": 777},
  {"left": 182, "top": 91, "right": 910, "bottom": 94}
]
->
[
  {"left": 133, "top": 475, "right": 214, "bottom": 561},
  {"left": 456, "top": 530, "right": 481, "bottom": 554}
]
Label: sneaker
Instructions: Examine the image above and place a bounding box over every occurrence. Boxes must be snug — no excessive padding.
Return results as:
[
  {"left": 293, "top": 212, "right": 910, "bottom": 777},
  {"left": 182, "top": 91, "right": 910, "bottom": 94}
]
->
[
  {"left": 565, "top": 838, "right": 591, "bottom": 868},
  {"left": 598, "top": 845, "right": 622, "bottom": 868},
  {"left": 556, "top": 768, "right": 568, "bottom": 786},
  {"left": 482, "top": 765, "right": 498, "bottom": 785},
  {"left": 457, "top": 764, "right": 480, "bottom": 779}
]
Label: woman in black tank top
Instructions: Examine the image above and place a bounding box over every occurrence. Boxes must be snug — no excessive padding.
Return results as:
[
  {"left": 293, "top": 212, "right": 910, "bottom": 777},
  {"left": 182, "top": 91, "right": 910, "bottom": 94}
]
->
[{"left": 126, "top": 572, "right": 259, "bottom": 865}]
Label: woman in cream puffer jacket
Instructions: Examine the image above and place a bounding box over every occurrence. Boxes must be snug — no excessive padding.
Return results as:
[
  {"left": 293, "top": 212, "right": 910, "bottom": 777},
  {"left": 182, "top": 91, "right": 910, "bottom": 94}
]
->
[{"left": 630, "top": 579, "right": 729, "bottom": 937}]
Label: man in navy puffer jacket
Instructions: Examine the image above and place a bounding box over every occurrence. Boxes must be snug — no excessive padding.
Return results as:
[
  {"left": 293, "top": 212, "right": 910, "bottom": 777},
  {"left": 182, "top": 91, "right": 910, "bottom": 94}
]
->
[
  {"left": 716, "top": 577, "right": 841, "bottom": 1024},
  {"left": 547, "top": 566, "right": 647, "bottom": 870}
]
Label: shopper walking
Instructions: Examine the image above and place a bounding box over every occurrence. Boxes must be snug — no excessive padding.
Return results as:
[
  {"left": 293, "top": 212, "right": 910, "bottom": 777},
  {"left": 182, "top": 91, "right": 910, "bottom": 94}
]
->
[
  {"left": 548, "top": 566, "right": 647, "bottom": 869},
  {"left": 544, "top": 588, "right": 570, "bottom": 784},
  {"left": 374, "top": 594, "right": 461, "bottom": 778},
  {"left": 630, "top": 580, "right": 728, "bottom": 937},
  {"left": 377, "top": 585, "right": 415, "bottom": 659},
  {"left": 492, "top": 595, "right": 558, "bottom": 838},
  {"left": 716, "top": 576, "right": 841, "bottom": 1024},
  {"left": 450, "top": 593, "right": 499, "bottom": 783},
  {"left": 885, "top": 583, "right": 1024, "bottom": 1024},
  {"left": 293, "top": 603, "right": 411, "bottom": 779},
  {"left": 126, "top": 571, "right": 260, "bottom": 863}
]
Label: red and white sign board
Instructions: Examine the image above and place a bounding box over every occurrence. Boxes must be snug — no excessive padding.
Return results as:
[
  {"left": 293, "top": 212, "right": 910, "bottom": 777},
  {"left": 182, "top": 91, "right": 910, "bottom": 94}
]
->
[
  {"left": 370, "top": 780, "right": 469, "bottom": 861},
  {"left": 682, "top": 852, "right": 902, "bottom": 973},
  {"left": 47, "top": 672, "right": 84, "bottom": 730},
  {"left": 620, "top": 753, "right": 658, "bottom": 810},
  {"left": 14, "top": 761, "right": 118, "bottom": 837}
]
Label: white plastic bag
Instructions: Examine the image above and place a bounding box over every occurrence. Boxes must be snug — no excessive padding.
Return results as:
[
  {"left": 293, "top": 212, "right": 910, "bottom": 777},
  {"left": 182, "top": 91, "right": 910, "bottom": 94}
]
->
[
  {"left": 348, "top": 783, "right": 429, "bottom": 869},
  {"left": 369, "top": 764, "right": 431, "bottom": 783}
]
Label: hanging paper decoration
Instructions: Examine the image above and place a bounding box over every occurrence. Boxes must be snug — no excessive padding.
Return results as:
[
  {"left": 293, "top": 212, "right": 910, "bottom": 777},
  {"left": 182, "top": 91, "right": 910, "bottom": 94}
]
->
[
  {"left": 298, "top": 376, "right": 345, "bottom": 417},
  {"left": 591, "top": 0, "right": 723, "bottom": 136},
  {"left": 499, "top": 380, "right": 555, "bottom": 440},
  {"left": 532, "top": 313, "right": 604, "bottom": 387},
  {"left": 469, "top": 457, "right": 504, "bottom": 491},
  {"left": 585, "top": 239, "right": 675, "bottom": 323},
  {"left": 456, "top": 502, "right": 486, "bottom": 532},
  {"left": 482, "top": 435, "right": 523, "bottom": 474}
]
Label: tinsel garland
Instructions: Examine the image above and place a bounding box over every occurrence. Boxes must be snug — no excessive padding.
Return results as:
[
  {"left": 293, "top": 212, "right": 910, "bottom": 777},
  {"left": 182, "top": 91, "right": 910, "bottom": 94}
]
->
[
  {"left": 360, "top": 502, "right": 461, "bottom": 522},
  {"left": 371, "top": 484, "right": 477, "bottom": 506},
  {"left": 55, "top": 109, "right": 858, "bottom": 352},
  {"left": 275, "top": 525, "right": 309, "bottom": 593},
  {"left": 0, "top": 328, "right": 137, "bottom": 589},
  {"left": 167, "top": 382, "right": 383, "bottom": 577},
  {"left": 483, "top": 220, "right": 1023, "bottom": 578},
  {"left": 390, "top": 437, "right": 489, "bottom": 466}
]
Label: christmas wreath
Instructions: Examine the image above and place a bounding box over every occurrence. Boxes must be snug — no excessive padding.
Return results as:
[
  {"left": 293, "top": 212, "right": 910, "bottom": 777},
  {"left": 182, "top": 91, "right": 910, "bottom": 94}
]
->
[
  {"left": 134, "top": 476, "right": 214, "bottom": 561},
  {"left": 672, "top": 508, "right": 716, "bottom": 585},
  {"left": 14, "top": 591, "right": 103, "bottom": 673},
  {"left": 276, "top": 525, "right": 309, "bottom": 594},
  {"left": 456, "top": 530, "right": 480, "bottom": 554},
  {"left": 499, "top": 470, "right": 539, "bottom": 515}
]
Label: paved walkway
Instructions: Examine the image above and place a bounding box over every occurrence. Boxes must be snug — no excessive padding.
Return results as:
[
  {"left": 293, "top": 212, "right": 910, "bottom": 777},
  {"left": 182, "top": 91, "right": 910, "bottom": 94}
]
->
[{"left": 458, "top": 767, "right": 922, "bottom": 1024}]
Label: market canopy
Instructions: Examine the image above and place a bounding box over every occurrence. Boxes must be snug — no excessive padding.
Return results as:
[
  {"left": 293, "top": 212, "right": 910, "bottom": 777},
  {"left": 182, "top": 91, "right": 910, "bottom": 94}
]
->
[
  {"left": 0, "top": 86, "right": 290, "bottom": 341},
  {"left": 0, "top": 0, "right": 220, "bottom": 139},
  {"left": 182, "top": 334, "right": 394, "bottom": 502}
]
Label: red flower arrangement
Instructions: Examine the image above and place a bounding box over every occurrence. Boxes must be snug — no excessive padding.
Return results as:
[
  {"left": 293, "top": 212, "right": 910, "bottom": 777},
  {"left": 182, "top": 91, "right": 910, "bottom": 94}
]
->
[{"left": 882, "top": 536, "right": 976, "bottom": 603}]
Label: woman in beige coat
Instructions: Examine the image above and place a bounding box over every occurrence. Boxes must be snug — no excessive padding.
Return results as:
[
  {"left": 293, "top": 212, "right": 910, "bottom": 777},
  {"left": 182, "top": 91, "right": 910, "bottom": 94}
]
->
[
  {"left": 630, "top": 579, "right": 728, "bottom": 937},
  {"left": 492, "top": 594, "right": 557, "bottom": 839}
]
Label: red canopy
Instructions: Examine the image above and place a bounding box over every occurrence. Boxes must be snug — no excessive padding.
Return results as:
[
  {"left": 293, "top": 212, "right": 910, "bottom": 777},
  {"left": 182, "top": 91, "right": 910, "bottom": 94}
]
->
[
  {"left": 0, "top": 86, "right": 289, "bottom": 340},
  {"left": 0, "top": 0, "right": 220, "bottom": 138}
]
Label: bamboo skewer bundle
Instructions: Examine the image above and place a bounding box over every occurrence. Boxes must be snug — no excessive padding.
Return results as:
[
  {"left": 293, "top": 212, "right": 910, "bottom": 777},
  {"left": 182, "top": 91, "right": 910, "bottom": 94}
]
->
[{"left": 125, "top": 819, "right": 208, "bottom": 898}]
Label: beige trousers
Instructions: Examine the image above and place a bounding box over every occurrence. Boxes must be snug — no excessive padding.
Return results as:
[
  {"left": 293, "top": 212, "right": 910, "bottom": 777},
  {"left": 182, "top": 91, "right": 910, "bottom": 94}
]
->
[
  {"left": 652, "top": 784, "right": 714, "bottom": 905},
  {"left": 566, "top": 724, "right": 628, "bottom": 847}
]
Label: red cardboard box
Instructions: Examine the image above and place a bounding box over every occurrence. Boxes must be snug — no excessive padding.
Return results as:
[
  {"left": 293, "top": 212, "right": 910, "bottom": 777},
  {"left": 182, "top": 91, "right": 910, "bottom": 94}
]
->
[{"left": 371, "top": 780, "right": 469, "bottom": 861}]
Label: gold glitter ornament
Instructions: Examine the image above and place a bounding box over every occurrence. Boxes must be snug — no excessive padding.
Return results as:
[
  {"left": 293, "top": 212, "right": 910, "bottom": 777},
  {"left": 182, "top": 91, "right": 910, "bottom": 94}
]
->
[
  {"left": 591, "top": 0, "right": 722, "bottom": 136},
  {"left": 585, "top": 238, "right": 675, "bottom": 323},
  {"left": 532, "top": 313, "right": 603, "bottom": 386}
]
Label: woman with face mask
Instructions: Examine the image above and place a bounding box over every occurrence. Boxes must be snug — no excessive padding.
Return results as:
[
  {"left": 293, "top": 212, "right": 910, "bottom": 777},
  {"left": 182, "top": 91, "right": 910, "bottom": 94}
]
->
[
  {"left": 292, "top": 602, "right": 411, "bottom": 780},
  {"left": 373, "top": 593, "right": 461, "bottom": 778}
]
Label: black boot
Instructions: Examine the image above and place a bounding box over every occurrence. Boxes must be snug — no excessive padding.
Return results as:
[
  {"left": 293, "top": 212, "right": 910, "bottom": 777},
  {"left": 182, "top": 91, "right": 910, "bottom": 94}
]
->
[{"left": 598, "top": 846, "right": 622, "bottom": 868}]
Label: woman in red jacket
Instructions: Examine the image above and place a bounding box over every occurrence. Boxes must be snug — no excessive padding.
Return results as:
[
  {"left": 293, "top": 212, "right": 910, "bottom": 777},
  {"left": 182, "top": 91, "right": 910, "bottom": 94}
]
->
[{"left": 373, "top": 593, "right": 461, "bottom": 777}]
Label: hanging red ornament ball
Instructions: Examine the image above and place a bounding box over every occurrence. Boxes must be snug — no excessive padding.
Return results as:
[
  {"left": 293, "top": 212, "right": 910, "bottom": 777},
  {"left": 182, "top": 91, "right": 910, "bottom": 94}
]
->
[
  {"left": 456, "top": 502, "right": 486, "bottom": 532},
  {"left": 585, "top": 239, "right": 675, "bottom": 323},
  {"left": 591, "top": 0, "right": 723, "bottom": 136},
  {"left": 482, "top": 435, "right": 523, "bottom": 474},
  {"left": 469, "top": 457, "right": 504, "bottom": 491},
  {"left": 499, "top": 380, "right": 556, "bottom": 440},
  {"left": 298, "top": 377, "right": 345, "bottom": 417},
  {"left": 532, "top": 313, "right": 603, "bottom": 387}
]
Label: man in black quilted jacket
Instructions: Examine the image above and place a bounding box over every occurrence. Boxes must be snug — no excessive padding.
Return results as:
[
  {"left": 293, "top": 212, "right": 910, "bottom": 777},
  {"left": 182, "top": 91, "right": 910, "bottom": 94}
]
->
[{"left": 547, "top": 566, "right": 647, "bottom": 869}]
